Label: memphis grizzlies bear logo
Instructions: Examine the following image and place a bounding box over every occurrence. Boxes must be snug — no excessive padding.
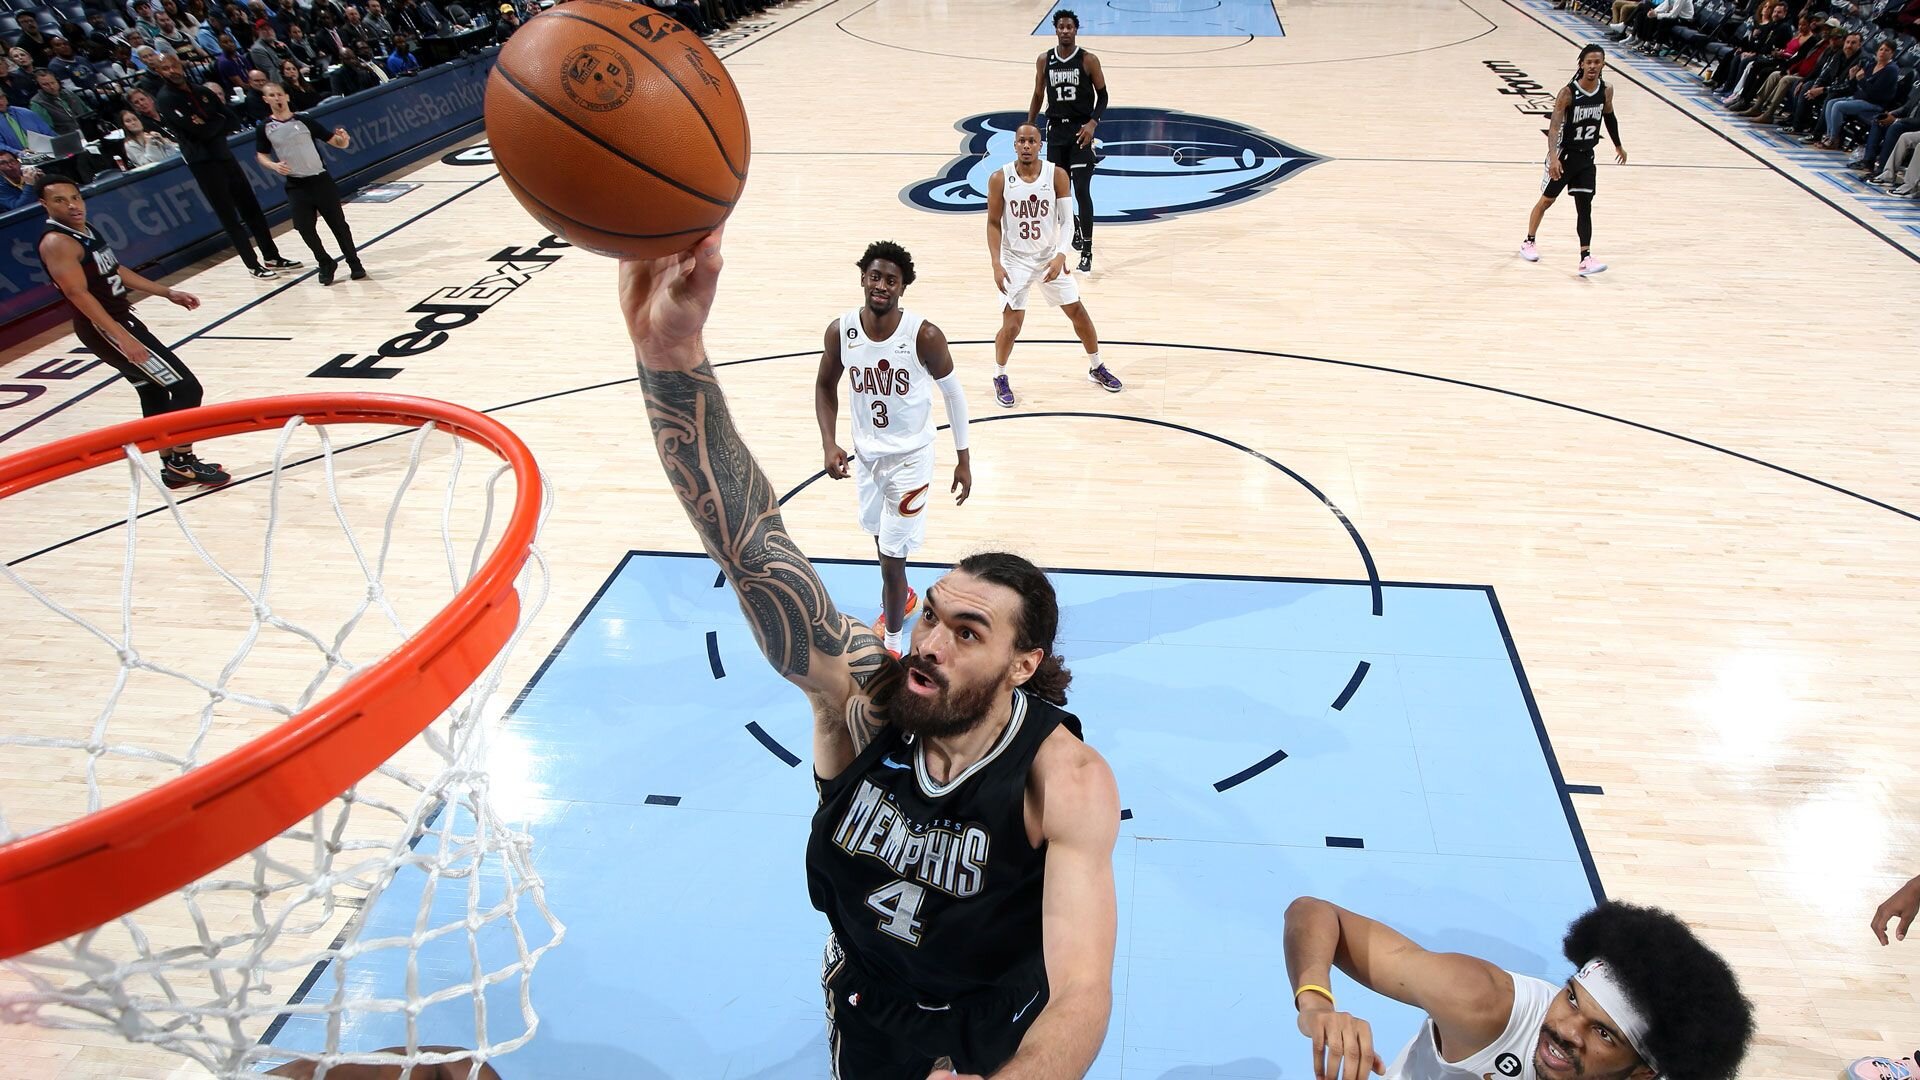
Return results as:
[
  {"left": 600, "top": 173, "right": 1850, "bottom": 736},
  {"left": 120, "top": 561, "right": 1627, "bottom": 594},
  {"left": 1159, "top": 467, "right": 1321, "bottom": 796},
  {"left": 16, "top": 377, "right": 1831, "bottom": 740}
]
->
[{"left": 903, "top": 107, "right": 1322, "bottom": 223}]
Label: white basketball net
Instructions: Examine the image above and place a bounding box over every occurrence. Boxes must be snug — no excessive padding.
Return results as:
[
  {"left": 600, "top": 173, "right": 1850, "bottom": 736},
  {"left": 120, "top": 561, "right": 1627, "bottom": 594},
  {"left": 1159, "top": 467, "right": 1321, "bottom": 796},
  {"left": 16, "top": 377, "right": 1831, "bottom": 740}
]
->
[{"left": 0, "top": 414, "right": 563, "bottom": 1079}]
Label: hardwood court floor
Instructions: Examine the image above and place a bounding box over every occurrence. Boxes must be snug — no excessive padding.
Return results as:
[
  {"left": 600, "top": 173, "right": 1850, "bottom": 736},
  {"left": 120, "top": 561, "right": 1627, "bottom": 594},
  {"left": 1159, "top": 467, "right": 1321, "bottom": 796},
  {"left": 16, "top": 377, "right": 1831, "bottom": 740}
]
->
[{"left": 3, "top": 0, "right": 1918, "bottom": 1075}]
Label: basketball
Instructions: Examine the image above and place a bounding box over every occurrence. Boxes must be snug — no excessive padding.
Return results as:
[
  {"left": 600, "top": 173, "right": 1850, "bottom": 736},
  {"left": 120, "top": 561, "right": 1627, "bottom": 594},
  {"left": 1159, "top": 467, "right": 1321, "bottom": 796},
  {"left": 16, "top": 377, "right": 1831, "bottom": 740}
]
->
[{"left": 483, "top": 0, "right": 750, "bottom": 259}]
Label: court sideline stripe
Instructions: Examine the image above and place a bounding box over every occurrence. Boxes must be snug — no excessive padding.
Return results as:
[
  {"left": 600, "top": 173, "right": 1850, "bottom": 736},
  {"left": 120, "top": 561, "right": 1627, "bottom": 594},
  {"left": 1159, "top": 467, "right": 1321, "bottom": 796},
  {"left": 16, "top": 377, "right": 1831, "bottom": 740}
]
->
[{"left": 1494, "top": 0, "right": 1920, "bottom": 266}]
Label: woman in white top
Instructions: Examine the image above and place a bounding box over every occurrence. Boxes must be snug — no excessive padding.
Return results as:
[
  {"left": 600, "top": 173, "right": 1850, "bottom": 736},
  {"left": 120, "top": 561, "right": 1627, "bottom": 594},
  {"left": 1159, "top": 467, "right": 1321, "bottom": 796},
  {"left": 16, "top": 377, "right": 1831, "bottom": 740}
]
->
[{"left": 119, "top": 109, "right": 178, "bottom": 167}]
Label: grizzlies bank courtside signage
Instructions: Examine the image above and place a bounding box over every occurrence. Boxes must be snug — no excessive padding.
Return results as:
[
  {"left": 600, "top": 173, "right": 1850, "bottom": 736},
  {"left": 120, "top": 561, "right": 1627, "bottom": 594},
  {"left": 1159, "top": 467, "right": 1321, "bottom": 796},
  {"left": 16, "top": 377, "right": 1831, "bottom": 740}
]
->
[{"left": 903, "top": 107, "right": 1322, "bottom": 223}]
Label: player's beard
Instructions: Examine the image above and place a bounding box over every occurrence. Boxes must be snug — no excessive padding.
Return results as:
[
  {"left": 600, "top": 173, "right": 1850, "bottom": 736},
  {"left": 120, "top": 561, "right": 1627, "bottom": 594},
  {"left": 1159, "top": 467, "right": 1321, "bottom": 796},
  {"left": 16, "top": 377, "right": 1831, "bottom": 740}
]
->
[{"left": 890, "top": 654, "right": 1001, "bottom": 740}]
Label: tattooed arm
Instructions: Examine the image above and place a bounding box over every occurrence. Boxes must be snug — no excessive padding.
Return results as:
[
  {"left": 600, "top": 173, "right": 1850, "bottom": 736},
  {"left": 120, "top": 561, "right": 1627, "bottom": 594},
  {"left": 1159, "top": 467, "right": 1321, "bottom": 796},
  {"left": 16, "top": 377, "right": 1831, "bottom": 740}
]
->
[{"left": 619, "top": 232, "right": 899, "bottom": 780}]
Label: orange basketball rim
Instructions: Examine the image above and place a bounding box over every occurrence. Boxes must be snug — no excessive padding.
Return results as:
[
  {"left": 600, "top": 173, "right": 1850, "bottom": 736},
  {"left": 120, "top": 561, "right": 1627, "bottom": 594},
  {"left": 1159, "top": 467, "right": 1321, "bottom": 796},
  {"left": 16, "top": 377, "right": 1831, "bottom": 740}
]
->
[{"left": 0, "top": 394, "right": 543, "bottom": 960}]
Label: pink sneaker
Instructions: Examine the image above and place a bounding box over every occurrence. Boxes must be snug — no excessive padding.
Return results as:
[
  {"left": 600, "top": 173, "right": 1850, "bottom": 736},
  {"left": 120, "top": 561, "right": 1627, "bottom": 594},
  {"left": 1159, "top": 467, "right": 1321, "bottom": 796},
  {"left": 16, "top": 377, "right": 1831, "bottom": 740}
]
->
[
  {"left": 1578, "top": 254, "right": 1608, "bottom": 276},
  {"left": 1846, "top": 1053, "right": 1917, "bottom": 1080},
  {"left": 1519, "top": 239, "right": 1540, "bottom": 262}
]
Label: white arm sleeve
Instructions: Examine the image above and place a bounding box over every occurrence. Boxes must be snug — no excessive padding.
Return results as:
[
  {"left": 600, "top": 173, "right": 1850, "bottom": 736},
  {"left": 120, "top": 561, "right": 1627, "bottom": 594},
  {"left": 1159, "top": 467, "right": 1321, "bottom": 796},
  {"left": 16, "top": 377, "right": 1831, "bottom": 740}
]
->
[
  {"left": 935, "top": 369, "right": 970, "bottom": 452},
  {"left": 1053, "top": 173, "right": 1076, "bottom": 261}
]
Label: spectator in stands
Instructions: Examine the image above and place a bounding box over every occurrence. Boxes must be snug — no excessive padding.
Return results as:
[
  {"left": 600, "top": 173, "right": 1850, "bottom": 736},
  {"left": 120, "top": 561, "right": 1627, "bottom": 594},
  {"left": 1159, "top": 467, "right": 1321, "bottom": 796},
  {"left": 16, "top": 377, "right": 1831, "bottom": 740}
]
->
[
  {"left": 284, "top": 24, "right": 319, "bottom": 70},
  {"left": 492, "top": 4, "right": 522, "bottom": 43},
  {"left": 316, "top": 10, "right": 364, "bottom": 58},
  {"left": 352, "top": 40, "right": 391, "bottom": 82},
  {"left": 79, "top": 15, "right": 119, "bottom": 64},
  {"left": 247, "top": 0, "right": 287, "bottom": 39},
  {"left": 249, "top": 21, "right": 293, "bottom": 80},
  {"left": 131, "top": 47, "right": 168, "bottom": 94},
  {"left": 1742, "top": 17, "right": 1835, "bottom": 115},
  {"left": 15, "top": 21, "right": 55, "bottom": 68},
  {"left": 0, "top": 149, "right": 41, "bottom": 211},
  {"left": 46, "top": 39, "right": 105, "bottom": 92},
  {"left": 241, "top": 67, "right": 272, "bottom": 123},
  {"left": 126, "top": 87, "right": 167, "bottom": 132},
  {"left": 97, "top": 43, "right": 139, "bottom": 84},
  {"left": 31, "top": 69, "right": 97, "bottom": 136},
  {"left": 1785, "top": 29, "right": 1864, "bottom": 133},
  {"left": 133, "top": 2, "right": 165, "bottom": 42},
  {"left": 9, "top": 48, "right": 37, "bottom": 76},
  {"left": 155, "top": 13, "right": 205, "bottom": 60},
  {"left": 119, "top": 108, "right": 178, "bottom": 165},
  {"left": 0, "top": 99, "right": 54, "bottom": 154},
  {"left": 1625, "top": 0, "right": 1696, "bottom": 50},
  {"left": 363, "top": 0, "right": 397, "bottom": 48},
  {"left": 278, "top": 58, "right": 322, "bottom": 108},
  {"left": 213, "top": 34, "right": 251, "bottom": 87},
  {"left": 194, "top": 14, "right": 226, "bottom": 57},
  {"left": 395, "top": 0, "right": 450, "bottom": 39},
  {"left": 1870, "top": 124, "right": 1920, "bottom": 191},
  {"left": 1721, "top": 9, "right": 1812, "bottom": 102},
  {"left": 1864, "top": 76, "right": 1920, "bottom": 170},
  {"left": 0, "top": 56, "right": 38, "bottom": 109},
  {"left": 385, "top": 33, "right": 421, "bottom": 76},
  {"left": 152, "top": 51, "right": 299, "bottom": 278},
  {"left": 330, "top": 44, "right": 383, "bottom": 95},
  {"left": 1812, "top": 37, "right": 1899, "bottom": 148},
  {"left": 222, "top": 4, "right": 255, "bottom": 47},
  {"left": 1709, "top": 2, "right": 1790, "bottom": 90}
]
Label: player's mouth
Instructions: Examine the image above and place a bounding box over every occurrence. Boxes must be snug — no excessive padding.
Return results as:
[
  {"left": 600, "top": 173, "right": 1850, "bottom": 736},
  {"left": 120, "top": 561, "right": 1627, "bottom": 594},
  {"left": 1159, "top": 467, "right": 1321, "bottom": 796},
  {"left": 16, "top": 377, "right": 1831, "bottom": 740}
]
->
[
  {"left": 868, "top": 291, "right": 889, "bottom": 304},
  {"left": 902, "top": 661, "right": 942, "bottom": 696},
  {"left": 1537, "top": 1031, "right": 1577, "bottom": 1076}
]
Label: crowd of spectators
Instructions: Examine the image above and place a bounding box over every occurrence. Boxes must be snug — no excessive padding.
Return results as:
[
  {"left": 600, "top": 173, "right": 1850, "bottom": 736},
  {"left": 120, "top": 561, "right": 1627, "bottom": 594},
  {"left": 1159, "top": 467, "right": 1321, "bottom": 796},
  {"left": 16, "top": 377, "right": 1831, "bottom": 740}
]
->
[
  {"left": 1557, "top": 0, "right": 1920, "bottom": 193},
  {"left": 0, "top": 0, "right": 548, "bottom": 212}
]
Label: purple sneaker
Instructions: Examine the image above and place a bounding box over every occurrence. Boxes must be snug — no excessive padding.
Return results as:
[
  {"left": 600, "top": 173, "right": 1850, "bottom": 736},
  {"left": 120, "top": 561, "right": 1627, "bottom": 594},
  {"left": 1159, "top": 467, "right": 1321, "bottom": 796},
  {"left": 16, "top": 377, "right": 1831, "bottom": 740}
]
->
[
  {"left": 993, "top": 373, "right": 1015, "bottom": 407},
  {"left": 1087, "top": 364, "right": 1123, "bottom": 393}
]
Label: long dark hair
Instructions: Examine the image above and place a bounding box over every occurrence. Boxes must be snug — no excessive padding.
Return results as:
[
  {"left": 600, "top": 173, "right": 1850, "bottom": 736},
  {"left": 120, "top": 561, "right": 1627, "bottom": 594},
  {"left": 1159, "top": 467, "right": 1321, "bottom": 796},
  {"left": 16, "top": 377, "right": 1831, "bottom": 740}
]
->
[{"left": 956, "top": 552, "right": 1072, "bottom": 705}]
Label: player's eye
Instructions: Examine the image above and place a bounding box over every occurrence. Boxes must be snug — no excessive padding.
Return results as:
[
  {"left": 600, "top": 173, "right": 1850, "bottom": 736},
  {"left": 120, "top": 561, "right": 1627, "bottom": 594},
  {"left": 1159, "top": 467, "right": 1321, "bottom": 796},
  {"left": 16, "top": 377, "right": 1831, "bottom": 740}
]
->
[{"left": 1596, "top": 1027, "right": 1614, "bottom": 1044}]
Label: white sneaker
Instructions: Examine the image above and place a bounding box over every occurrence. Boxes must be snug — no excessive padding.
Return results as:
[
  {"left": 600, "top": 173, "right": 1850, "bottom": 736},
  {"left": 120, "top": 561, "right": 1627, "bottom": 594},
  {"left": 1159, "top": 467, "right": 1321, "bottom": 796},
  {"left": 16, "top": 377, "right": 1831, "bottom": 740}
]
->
[
  {"left": 1519, "top": 239, "right": 1541, "bottom": 262},
  {"left": 1578, "top": 254, "right": 1608, "bottom": 276}
]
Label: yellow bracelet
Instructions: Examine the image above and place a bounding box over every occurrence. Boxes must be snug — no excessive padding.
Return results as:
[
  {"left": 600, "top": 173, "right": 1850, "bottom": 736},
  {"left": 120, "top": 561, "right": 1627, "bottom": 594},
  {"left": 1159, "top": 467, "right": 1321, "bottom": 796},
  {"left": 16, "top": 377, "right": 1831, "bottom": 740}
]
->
[{"left": 1294, "top": 984, "right": 1335, "bottom": 1009}]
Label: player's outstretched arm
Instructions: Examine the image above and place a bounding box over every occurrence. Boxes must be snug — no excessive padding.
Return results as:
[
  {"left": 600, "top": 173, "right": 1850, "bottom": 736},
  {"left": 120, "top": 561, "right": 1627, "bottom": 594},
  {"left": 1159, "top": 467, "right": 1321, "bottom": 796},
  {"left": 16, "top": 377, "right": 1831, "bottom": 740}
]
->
[
  {"left": 621, "top": 233, "right": 898, "bottom": 775},
  {"left": 1283, "top": 897, "right": 1515, "bottom": 1080}
]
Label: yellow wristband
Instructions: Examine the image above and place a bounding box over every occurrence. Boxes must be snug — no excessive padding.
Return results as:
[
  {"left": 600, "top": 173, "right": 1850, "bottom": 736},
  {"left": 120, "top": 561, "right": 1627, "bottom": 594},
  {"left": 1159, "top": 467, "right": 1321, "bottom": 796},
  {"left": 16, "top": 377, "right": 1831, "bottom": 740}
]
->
[{"left": 1294, "top": 984, "right": 1335, "bottom": 1009}]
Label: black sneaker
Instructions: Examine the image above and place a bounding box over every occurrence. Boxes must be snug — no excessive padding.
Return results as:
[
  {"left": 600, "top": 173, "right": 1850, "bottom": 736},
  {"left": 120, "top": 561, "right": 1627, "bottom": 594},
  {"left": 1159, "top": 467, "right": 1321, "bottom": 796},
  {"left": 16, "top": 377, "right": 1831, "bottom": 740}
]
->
[
  {"left": 348, "top": 260, "right": 367, "bottom": 280},
  {"left": 263, "top": 256, "right": 302, "bottom": 270},
  {"left": 161, "top": 453, "right": 232, "bottom": 490},
  {"left": 248, "top": 265, "right": 277, "bottom": 280},
  {"left": 317, "top": 257, "right": 338, "bottom": 286},
  {"left": 1077, "top": 247, "right": 1092, "bottom": 273}
]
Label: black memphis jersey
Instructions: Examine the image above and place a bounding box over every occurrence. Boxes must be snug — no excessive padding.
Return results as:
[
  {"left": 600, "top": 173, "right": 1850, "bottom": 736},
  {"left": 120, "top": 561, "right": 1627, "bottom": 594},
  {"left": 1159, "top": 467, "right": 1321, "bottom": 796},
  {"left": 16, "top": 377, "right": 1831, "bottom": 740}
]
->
[
  {"left": 1044, "top": 47, "right": 1094, "bottom": 124},
  {"left": 1557, "top": 77, "right": 1606, "bottom": 159},
  {"left": 40, "top": 220, "right": 129, "bottom": 315},
  {"left": 806, "top": 689, "right": 1084, "bottom": 1003}
]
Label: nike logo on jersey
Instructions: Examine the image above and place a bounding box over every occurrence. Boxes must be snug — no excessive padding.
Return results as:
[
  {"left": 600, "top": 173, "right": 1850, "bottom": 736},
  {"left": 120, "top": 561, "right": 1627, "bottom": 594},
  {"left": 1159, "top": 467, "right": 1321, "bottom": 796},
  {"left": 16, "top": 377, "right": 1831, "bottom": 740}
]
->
[
  {"left": 1011, "top": 988, "right": 1042, "bottom": 1022},
  {"left": 880, "top": 756, "right": 911, "bottom": 770}
]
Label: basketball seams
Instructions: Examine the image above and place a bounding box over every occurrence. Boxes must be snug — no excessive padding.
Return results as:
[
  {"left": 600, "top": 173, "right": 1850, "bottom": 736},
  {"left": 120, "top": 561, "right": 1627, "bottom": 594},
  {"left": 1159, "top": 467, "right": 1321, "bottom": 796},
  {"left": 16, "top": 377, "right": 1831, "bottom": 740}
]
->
[
  {"left": 542, "top": 5, "right": 748, "bottom": 186},
  {"left": 491, "top": 65, "right": 732, "bottom": 208}
]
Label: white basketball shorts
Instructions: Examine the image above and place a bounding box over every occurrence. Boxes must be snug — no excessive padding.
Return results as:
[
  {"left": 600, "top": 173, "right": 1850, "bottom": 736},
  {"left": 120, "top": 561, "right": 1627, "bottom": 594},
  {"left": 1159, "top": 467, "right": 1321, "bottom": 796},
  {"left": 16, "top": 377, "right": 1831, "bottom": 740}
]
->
[{"left": 856, "top": 441, "right": 936, "bottom": 559}]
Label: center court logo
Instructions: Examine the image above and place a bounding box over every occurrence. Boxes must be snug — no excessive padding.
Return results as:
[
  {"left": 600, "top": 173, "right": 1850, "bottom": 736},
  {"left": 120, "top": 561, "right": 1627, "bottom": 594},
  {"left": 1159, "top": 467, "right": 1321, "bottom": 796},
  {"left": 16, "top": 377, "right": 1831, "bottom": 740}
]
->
[{"left": 903, "top": 107, "right": 1322, "bottom": 224}]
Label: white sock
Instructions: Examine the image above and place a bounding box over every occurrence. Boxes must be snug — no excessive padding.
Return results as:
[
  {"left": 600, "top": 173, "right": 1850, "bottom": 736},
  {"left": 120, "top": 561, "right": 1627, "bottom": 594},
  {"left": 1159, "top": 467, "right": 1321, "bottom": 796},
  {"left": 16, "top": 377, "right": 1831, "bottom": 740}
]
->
[
  {"left": 884, "top": 627, "right": 905, "bottom": 654},
  {"left": 996, "top": 363, "right": 1008, "bottom": 377},
  {"left": 1086, "top": 351, "right": 1100, "bottom": 372}
]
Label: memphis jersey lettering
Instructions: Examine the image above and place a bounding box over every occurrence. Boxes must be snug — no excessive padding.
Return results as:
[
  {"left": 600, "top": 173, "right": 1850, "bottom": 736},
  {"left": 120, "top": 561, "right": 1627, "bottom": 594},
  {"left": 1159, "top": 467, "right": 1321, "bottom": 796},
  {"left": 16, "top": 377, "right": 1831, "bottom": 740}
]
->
[
  {"left": 830, "top": 778, "right": 991, "bottom": 899},
  {"left": 843, "top": 307, "right": 933, "bottom": 456},
  {"left": 1560, "top": 79, "right": 1605, "bottom": 154}
]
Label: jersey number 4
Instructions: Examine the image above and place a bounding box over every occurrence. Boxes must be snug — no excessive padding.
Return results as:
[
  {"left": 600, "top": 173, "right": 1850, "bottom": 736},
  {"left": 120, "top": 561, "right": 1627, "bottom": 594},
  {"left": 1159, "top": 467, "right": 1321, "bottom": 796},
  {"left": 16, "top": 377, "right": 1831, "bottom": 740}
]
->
[{"left": 866, "top": 880, "right": 927, "bottom": 944}]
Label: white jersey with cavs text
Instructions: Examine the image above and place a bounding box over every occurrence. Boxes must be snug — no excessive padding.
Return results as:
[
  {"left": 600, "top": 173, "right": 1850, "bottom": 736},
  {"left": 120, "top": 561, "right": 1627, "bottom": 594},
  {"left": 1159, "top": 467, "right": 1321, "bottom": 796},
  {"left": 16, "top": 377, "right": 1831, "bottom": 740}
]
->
[
  {"left": 1386, "top": 972, "right": 1558, "bottom": 1080},
  {"left": 842, "top": 307, "right": 933, "bottom": 458},
  {"left": 999, "top": 161, "right": 1063, "bottom": 266}
]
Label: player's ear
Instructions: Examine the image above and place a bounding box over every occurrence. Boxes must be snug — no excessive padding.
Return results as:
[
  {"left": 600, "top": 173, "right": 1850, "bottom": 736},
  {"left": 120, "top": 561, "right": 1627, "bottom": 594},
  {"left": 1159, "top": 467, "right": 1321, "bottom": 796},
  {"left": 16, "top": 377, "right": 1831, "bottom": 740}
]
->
[{"left": 1007, "top": 646, "right": 1042, "bottom": 688}]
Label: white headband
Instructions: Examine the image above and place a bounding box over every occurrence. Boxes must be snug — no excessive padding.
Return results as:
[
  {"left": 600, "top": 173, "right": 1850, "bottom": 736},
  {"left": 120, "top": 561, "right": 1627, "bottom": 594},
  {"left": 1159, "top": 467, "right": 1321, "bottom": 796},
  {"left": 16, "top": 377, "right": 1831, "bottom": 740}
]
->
[{"left": 1574, "top": 958, "right": 1661, "bottom": 1077}]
